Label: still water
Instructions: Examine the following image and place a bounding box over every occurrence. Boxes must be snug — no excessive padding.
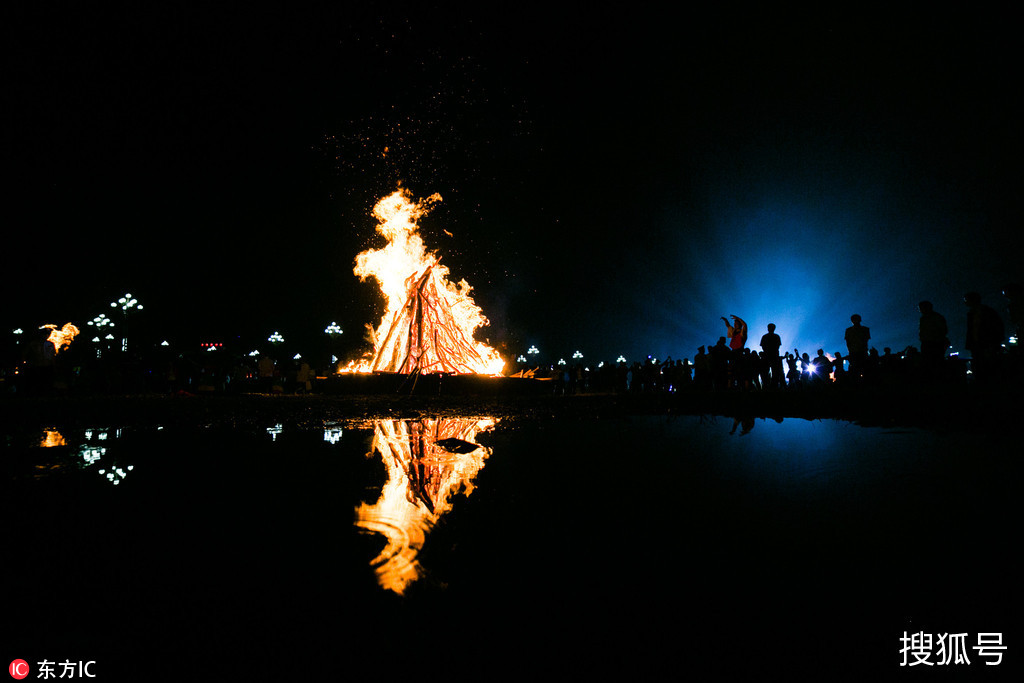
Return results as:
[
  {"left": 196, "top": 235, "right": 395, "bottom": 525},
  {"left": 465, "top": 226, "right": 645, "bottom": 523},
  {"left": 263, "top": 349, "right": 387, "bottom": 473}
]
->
[{"left": 4, "top": 415, "right": 1018, "bottom": 677}]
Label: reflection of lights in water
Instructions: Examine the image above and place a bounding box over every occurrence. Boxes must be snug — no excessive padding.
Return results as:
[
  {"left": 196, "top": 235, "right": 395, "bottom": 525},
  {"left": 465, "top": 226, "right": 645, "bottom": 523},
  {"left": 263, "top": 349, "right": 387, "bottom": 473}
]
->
[
  {"left": 355, "top": 418, "right": 495, "bottom": 595},
  {"left": 36, "top": 427, "right": 137, "bottom": 485},
  {"left": 323, "top": 425, "right": 343, "bottom": 444},
  {"left": 267, "top": 424, "right": 283, "bottom": 441},
  {"left": 81, "top": 446, "right": 105, "bottom": 465}
]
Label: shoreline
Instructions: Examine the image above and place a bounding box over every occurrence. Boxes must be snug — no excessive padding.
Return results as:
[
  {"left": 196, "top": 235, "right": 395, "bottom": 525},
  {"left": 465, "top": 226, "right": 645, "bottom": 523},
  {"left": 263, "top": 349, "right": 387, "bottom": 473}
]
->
[{"left": 1, "top": 382, "right": 1018, "bottom": 434}]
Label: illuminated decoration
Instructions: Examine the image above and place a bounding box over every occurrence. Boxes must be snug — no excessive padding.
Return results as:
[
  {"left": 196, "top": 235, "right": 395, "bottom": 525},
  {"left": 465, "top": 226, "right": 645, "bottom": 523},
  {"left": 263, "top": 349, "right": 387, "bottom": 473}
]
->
[
  {"left": 160, "top": 341, "right": 170, "bottom": 346},
  {"left": 201, "top": 343, "right": 223, "bottom": 351},
  {"left": 617, "top": 355, "right": 627, "bottom": 363},
  {"left": 345, "top": 189, "right": 504, "bottom": 376},
  {"left": 572, "top": 350, "right": 584, "bottom": 359},
  {"left": 268, "top": 331, "right": 285, "bottom": 344},
  {"left": 517, "top": 355, "right": 527, "bottom": 363},
  {"left": 558, "top": 358, "right": 566, "bottom": 366},
  {"left": 248, "top": 350, "right": 260, "bottom": 357},
  {"left": 267, "top": 424, "right": 283, "bottom": 441},
  {"left": 323, "top": 423, "right": 343, "bottom": 444},
  {"left": 355, "top": 418, "right": 495, "bottom": 595},
  {"left": 324, "top": 322, "right": 344, "bottom": 336},
  {"left": 109, "top": 293, "right": 142, "bottom": 352},
  {"left": 528, "top": 345, "right": 539, "bottom": 355},
  {"left": 293, "top": 353, "right": 302, "bottom": 360},
  {"left": 39, "top": 323, "right": 80, "bottom": 354}
]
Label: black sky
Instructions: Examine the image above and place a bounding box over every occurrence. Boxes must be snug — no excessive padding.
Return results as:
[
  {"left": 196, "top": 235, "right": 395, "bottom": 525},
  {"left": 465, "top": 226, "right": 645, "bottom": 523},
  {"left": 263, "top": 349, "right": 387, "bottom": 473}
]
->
[{"left": 5, "top": 5, "right": 1021, "bottom": 363}]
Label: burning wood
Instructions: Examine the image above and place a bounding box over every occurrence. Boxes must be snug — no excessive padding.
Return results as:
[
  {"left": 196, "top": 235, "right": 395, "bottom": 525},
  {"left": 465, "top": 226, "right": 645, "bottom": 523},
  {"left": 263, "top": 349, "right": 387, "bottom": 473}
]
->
[{"left": 344, "top": 189, "right": 504, "bottom": 376}]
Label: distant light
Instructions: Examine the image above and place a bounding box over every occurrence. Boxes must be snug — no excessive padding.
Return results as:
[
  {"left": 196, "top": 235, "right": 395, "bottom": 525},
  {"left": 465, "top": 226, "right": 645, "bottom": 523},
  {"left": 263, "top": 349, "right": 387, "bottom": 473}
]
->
[
  {"left": 160, "top": 341, "right": 170, "bottom": 346},
  {"left": 516, "top": 355, "right": 527, "bottom": 362},
  {"left": 572, "top": 350, "right": 583, "bottom": 359},
  {"left": 598, "top": 361, "right": 605, "bottom": 368},
  {"left": 13, "top": 328, "right": 23, "bottom": 334},
  {"left": 331, "top": 354, "right": 338, "bottom": 363},
  {"left": 293, "top": 354, "right": 302, "bottom": 360},
  {"left": 528, "top": 345, "right": 539, "bottom": 355},
  {"left": 268, "top": 331, "right": 285, "bottom": 343},
  {"left": 249, "top": 350, "right": 260, "bottom": 357},
  {"left": 558, "top": 359, "right": 566, "bottom": 365},
  {"left": 617, "top": 355, "right": 626, "bottom": 363},
  {"left": 324, "top": 322, "right": 343, "bottom": 335},
  {"left": 92, "top": 337, "right": 101, "bottom": 343}
]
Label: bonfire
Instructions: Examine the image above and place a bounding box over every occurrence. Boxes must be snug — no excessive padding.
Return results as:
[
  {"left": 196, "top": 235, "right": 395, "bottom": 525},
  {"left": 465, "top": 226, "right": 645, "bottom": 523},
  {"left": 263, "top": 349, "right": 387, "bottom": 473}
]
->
[{"left": 344, "top": 189, "right": 504, "bottom": 376}]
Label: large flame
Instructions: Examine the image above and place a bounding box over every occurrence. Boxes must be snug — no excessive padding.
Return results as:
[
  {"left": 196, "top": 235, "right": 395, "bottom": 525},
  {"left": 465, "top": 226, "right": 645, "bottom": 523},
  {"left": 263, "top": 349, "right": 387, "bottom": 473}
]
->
[
  {"left": 40, "top": 323, "right": 80, "bottom": 354},
  {"left": 346, "top": 189, "right": 504, "bottom": 375},
  {"left": 355, "top": 417, "right": 495, "bottom": 594}
]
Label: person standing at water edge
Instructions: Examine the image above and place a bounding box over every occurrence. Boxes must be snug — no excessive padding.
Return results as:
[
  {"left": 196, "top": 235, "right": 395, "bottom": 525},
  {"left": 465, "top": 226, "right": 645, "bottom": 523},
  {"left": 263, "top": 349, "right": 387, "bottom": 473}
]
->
[
  {"left": 917, "top": 301, "right": 949, "bottom": 375},
  {"left": 844, "top": 314, "right": 870, "bottom": 380},
  {"left": 759, "top": 323, "right": 783, "bottom": 389},
  {"left": 964, "top": 291, "right": 1004, "bottom": 383}
]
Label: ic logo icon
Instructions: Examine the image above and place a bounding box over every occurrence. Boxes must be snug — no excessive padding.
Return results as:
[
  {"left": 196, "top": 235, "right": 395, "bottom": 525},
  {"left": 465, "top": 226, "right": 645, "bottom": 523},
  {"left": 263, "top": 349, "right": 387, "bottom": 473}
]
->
[{"left": 9, "top": 660, "right": 30, "bottom": 680}]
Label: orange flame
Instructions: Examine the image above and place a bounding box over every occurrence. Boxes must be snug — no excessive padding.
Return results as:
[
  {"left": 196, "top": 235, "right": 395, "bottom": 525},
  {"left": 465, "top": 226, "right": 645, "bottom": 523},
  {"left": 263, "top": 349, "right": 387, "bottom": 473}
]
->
[
  {"left": 40, "top": 323, "right": 80, "bottom": 353},
  {"left": 344, "top": 189, "right": 504, "bottom": 375},
  {"left": 355, "top": 417, "right": 495, "bottom": 594}
]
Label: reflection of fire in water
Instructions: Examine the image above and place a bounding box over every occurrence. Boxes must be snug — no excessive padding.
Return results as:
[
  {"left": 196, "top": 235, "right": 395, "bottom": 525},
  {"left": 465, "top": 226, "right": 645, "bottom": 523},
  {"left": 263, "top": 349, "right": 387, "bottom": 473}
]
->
[
  {"left": 40, "top": 429, "right": 67, "bottom": 448},
  {"left": 355, "top": 417, "right": 495, "bottom": 595},
  {"left": 40, "top": 323, "right": 80, "bottom": 353},
  {"left": 344, "top": 189, "right": 504, "bottom": 375}
]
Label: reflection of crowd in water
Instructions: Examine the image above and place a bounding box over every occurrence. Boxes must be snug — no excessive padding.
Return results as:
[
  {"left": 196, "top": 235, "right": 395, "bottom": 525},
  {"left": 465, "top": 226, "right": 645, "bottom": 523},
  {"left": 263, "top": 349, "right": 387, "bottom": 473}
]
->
[{"left": 532, "top": 286, "right": 1022, "bottom": 395}]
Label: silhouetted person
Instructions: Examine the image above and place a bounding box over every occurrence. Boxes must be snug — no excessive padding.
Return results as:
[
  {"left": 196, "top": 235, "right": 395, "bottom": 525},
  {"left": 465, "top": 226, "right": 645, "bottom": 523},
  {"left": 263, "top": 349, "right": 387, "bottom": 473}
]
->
[
  {"left": 917, "top": 300, "right": 949, "bottom": 377},
  {"left": 964, "top": 291, "right": 1005, "bottom": 383},
  {"left": 832, "top": 352, "right": 847, "bottom": 385},
  {"left": 709, "top": 337, "right": 730, "bottom": 390},
  {"left": 759, "top": 323, "right": 784, "bottom": 389},
  {"left": 693, "top": 346, "right": 711, "bottom": 390},
  {"left": 813, "top": 349, "right": 833, "bottom": 385},
  {"left": 1003, "top": 283, "right": 1022, "bottom": 347},
  {"left": 784, "top": 352, "right": 800, "bottom": 388},
  {"left": 844, "top": 314, "right": 870, "bottom": 380},
  {"left": 722, "top": 315, "right": 748, "bottom": 350}
]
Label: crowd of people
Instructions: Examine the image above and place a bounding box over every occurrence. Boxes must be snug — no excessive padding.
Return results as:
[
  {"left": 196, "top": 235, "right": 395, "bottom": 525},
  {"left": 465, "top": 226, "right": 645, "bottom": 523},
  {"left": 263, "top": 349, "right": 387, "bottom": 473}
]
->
[
  {"left": 535, "top": 286, "right": 1022, "bottom": 395},
  {"left": 5, "top": 286, "right": 1020, "bottom": 398}
]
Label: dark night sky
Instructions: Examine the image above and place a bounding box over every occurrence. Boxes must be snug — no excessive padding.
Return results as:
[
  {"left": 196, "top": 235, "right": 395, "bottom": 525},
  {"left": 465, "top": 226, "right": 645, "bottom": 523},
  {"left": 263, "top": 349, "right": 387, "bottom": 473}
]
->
[{"left": 5, "top": 4, "right": 1021, "bottom": 365}]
